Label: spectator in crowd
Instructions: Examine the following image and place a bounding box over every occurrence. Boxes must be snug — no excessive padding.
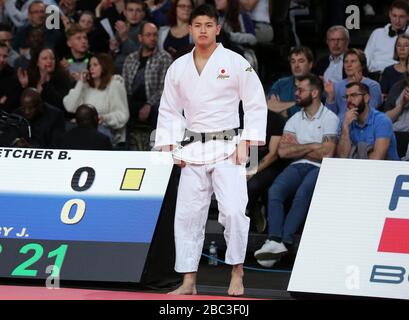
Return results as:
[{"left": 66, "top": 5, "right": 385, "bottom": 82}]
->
[
  {"left": 18, "top": 47, "right": 72, "bottom": 114},
  {"left": 383, "top": 69, "right": 409, "bottom": 157},
  {"left": 325, "top": 48, "right": 382, "bottom": 118},
  {"left": 0, "top": 23, "right": 19, "bottom": 68},
  {"left": 14, "top": 87, "right": 66, "bottom": 148},
  {"left": 58, "top": 0, "right": 80, "bottom": 29},
  {"left": 61, "top": 24, "right": 92, "bottom": 80},
  {"left": 254, "top": 73, "right": 339, "bottom": 267},
  {"left": 78, "top": 10, "right": 110, "bottom": 53},
  {"left": 239, "top": 0, "right": 273, "bottom": 43},
  {"left": 63, "top": 53, "right": 129, "bottom": 147},
  {"left": 0, "top": 41, "right": 21, "bottom": 112},
  {"left": 110, "top": 0, "right": 147, "bottom": 72},
  {"left": 215, "top": 0, "right": 257, "bottom": 69},
  {"left": 314, "top": 25, "right": 349, "bottom": 83},
  {"left": 267, "top": 46, "right": 314, "bottom": 119},
  {"left": 380, "top": 34, "right": 409, "bottom": 97},
  {"left": 12, "top": 1, "right": 63, "bottom": 54},
  {"left": 158, "top": 0, "right": 193, "bottom": 59},
  {"left": 364, "top": 0, "right": 409, "bottom": 75},
  {"left": 58, "top": 103, "right": 112, "bottom": 150},
  {"left": 123, "top": 21, "right": 172, "bottom": 151},
  {"left": 246, "top": 110, "right": 288, "bottom": 234},
  {"left": 337, "top": 82, "right": 399, "bottom": 160}
]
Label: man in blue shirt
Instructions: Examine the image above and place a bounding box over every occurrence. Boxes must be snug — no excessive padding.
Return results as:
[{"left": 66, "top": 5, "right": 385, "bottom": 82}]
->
[
  {"left": 267, "top": 46, "right": 313, "bottom": 119},
  {"left": 337, "top": 82, "right": 400, "bottom": 160}
]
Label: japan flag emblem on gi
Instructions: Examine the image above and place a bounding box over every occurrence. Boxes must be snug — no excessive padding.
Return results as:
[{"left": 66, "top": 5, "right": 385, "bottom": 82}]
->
[{"left": 217, "top": 68, "right": 230, "bottom": 79}]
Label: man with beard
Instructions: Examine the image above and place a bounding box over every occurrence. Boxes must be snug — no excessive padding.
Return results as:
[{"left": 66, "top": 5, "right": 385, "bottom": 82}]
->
[
  {"left": 254, "top": 73, "right": 339, "bottom": 267},
  {"left": 337, "top": 82, "right": 399, "bottom": 160}
]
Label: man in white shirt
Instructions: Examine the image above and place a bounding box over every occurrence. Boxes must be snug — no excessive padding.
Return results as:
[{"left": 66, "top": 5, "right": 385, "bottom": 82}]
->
[
  {"left": 314, "top": 25, "right": 349, "bottom": 83},
  {"left": 254, "top": 73, "right": 339, "bottom": 266},
  {"left": 365, "top": 0, "right": 409, "bottom": 74},
  {"left": 155, "top": 4, "right": 267, "bottom": 296}
]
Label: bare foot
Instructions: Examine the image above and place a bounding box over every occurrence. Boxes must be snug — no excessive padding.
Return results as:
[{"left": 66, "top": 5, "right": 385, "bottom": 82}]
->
[
  {"left": 168, "top": 273, "right": 197, "bottom": 295},
  {"left": 228, "top": 265, "right": 244, "bottom": 296},
  {"left": 168, "top": 284, "right": 197, "bottom": 295}
]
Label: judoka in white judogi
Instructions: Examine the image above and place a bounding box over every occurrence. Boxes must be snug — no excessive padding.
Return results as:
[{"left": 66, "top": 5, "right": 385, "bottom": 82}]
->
[{"left": 155, "top": 43, "right": 267, "bottom": 273}]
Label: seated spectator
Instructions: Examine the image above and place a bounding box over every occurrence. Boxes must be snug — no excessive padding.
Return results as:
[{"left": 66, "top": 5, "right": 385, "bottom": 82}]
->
[
  {"left": 58, "top": 104, "right": 112, "bottom": 150},
  {"left": 58, "top": 0, "right": 80, "bottom": 30},
  {"left": 61, "top": 24, "right": 91, "bottom": 80},
  {"left": 267, "top": 46, "right": 314, "bottom": 119},
  {"left": 254, "top": 74, "right": 339, "bottom": 267},
  {"left": 109, "top": 0, "right": 147, "bottom": 72},
  {"left": 337, "top": 82, "right": 399, "bottom": 160},
  {"left": 123, "top": 21, "right": 172, "bottom": 151},
  {"left": 364, "top": 0, "right": 409, "bottom": 75},
  {"left": 12, "top": 1, "right": 63, "bottom": 54},
  {"left": 239, "top": 0, "right": 273, "bottom": 43},
  {"left": 380, "top": 34, "right": 409, "bottom": 97},
  {"left": 18, "top": 47, "right": 72, "bottom": 115},
  {"left": 246, "top": 110, "right": 288, "bottom": 233},
  {"left": 14, "top": 87, "right": 66, "bottom": 148},
  {"left": 63, "top": 53, "right": 129, "bottom": 147},
  {"left": 0, "top": 23, "right": 19, "bottom": 68},
  {"left": 325, "top": 48, "right": 382, "bottom": 118},
  {"left": 216, "top": 0, "right": 257, "bottom": 69},
  {"left": 78, "top": 11, "right": 110, "bottom": 53},
  {"left": 314, "top": 25, "right": 349, "bottom": 84},
  {"left": 0, "top": 41, "right": 21, "bottom": 112},
  {"left": 158, "top": 0, "right": 193, "bottom": 59},
  {"left": 384, "top": 73, "right": 409, "bottom": 157}
]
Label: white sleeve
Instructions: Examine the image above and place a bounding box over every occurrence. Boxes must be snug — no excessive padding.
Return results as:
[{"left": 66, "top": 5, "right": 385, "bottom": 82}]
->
[
  {"left": 154, "top": 64, "right": 186, "bottom": 149},
  {"left": 323, "top": 111, "right": 340, "bottom": 137},
  {"left": 229, "top": 32, "right": 257, "bottom": 46},
  {"left": 103, "top": 75, "right": 130, "bottom": 129},
  {"left": 5, "top": 0, "right": 33, "bottom": 28},
  {"left": 237, "top": 56, "right": 267, "bottom": 145},
  {"left": 364, "top": 30, "right": 378, "bottom": 73},
  {"left": 63, "top": 80, "right": 86, "bottom": 113},
  {"left": 283, "top": 115, "right": 296, "bottom": 135}
]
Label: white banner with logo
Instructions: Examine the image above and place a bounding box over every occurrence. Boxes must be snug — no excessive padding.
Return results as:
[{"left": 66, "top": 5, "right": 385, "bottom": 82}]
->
[{"left": 288, "top": 158, "right": 409, "bottom": 300}]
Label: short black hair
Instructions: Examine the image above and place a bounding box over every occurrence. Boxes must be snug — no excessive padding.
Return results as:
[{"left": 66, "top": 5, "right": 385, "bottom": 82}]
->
[
  {"left": 76, "top": 104, "right": 99, "bottom": 128},
  {"left": 189, "top": 4, "right": 218, "bottom": 24},
  {"left": 296, "top": 73, "right": 324, "bottom": 95},
  {"left": 345, "top": 82, "right": 370, "bottom": 95}
]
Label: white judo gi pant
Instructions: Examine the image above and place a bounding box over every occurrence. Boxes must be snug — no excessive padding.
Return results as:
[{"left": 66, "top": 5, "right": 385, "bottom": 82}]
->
[{"left": 174, "top": 156, "right": 250, "bottom": 273}]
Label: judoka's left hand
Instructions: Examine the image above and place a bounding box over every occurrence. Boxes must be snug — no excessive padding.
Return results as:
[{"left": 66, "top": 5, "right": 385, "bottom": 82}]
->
[{"left": 234, "top": 140, "right": 250, "bottom": 165}]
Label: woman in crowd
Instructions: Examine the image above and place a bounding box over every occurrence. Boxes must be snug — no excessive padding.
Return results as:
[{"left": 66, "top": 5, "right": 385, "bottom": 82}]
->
[
  {"left": 63, "top": 53, "right": 129, "bottom": 147},
  {"left": 380, "top": 34, "right": 409, "bottom": 97},
  {"left": 215, "top": 0, "right": 257, "bottom": 69},
  {"left": 325, "top": 48, "right": 382, "bottom": 118},
  {"left": 158, "top": 0, "right": 193, "bottom": 59},
  {"left": 17, "top": 47, "right": 72, "bottom": 114}
]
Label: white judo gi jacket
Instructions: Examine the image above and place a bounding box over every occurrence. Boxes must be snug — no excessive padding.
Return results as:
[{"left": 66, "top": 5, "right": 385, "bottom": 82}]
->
[{"left": 155, "top": 44, "right": 267, "bottom": 164}]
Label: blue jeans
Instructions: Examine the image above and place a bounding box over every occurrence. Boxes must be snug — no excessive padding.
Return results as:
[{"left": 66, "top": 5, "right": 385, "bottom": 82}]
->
[{"left": 267, "top": 163, "right": 320, "bottom": 244}]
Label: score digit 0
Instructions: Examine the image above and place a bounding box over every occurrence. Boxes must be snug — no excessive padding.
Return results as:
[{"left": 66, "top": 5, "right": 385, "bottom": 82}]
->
[{"left": 60, "top": 167, "right": 95, "bottom": 225}]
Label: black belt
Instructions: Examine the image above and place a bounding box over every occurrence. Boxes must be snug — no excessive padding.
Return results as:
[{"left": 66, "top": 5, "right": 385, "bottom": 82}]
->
[{"left": 180, "top": 128, "right": 239, "bottom": 147}]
